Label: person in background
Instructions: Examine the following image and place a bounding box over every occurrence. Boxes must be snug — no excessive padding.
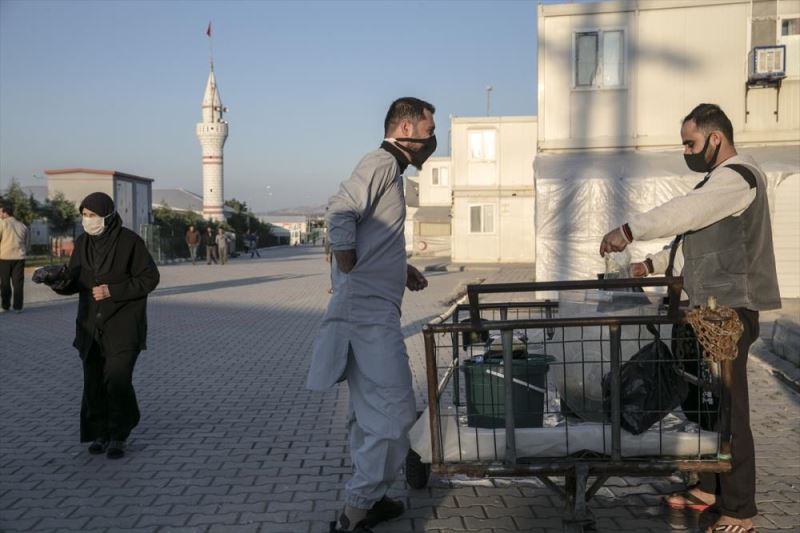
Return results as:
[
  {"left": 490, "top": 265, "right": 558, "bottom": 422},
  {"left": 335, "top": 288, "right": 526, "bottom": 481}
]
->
[
  {"left": 185, "top": 225, "right": 201, "bottom": 265},
  {"left": 324, "top": 237, "right": 333, "bottom": 294},
  {"left": 249, "top": 230, "right": 261, "bottom": 258},
  {"left": 216, "top": 227, "right": 229, "bottom": 265},
  {"left": 41, "top": 192, "right": 159, "bottom": 459},
  {"left": 0, "top": 203, "right": 29, "bottom": 314},
  {"left": 204, "top": 226, "right": 218, "bottom": 265}
]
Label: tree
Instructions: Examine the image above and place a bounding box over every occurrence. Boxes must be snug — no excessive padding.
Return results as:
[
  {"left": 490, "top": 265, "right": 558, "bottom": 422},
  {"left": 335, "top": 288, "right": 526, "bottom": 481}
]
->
[
  {"left": 45, "top": 192, "right": 78, "bottom": 238},
  {"left": 0, "top": 180, "right": 36, "bottom": 225},
  {"left": 224, "top": 198, "right": 247, "bottom": 214},
  {"left": 43, "top": 192, "right": 79, "bottom": 258},
  {"left": 224, "top": 198, "right": 274, "bottom": 249},
  {"left": 152, "top": 206, "right": 208, "bottom": 260}
]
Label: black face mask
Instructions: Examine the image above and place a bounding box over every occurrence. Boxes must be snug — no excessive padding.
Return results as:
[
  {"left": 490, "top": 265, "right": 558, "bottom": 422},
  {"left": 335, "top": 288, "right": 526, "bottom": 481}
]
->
[
  {"left": 395, "top": 135, "right": 437, "bottom": 170},
  {"left": 684, "top": 134, "right": 721, "bottom": 173}
]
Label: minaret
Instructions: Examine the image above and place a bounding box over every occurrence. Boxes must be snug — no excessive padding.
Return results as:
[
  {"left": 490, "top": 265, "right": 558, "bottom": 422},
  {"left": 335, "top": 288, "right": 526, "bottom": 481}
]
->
[{"left": 196, "top": 62, "right": 228, "bottom": 221}]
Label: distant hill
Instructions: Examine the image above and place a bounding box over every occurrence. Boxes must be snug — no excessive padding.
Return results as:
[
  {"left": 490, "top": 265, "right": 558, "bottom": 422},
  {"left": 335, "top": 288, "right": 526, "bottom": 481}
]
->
[{"left": 263, "top": 205, "right": 326, "bottom": 217}]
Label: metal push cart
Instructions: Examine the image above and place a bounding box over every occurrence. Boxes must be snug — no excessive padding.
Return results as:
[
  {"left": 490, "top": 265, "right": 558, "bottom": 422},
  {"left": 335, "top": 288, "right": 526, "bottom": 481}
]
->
[{"left": 407, "top": 277, "right": 734, "bottom": 532}]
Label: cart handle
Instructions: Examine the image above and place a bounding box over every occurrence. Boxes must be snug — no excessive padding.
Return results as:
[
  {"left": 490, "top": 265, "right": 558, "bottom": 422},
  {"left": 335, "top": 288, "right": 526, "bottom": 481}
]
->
[{"left": 466, "top": 277, "right": 684, "bottom": 330}]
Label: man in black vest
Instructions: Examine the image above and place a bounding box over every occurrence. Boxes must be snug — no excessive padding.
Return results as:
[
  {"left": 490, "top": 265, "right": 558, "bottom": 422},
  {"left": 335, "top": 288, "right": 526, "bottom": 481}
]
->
[{"left": 600, "top": 103, "right": 781, "bottom": 533}]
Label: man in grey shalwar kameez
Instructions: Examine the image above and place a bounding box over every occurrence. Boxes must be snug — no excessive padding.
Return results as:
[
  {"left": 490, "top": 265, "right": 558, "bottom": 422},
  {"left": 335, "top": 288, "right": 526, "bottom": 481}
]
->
[{"left": 308, "top": 97, "right": 436, "bottom": 533}]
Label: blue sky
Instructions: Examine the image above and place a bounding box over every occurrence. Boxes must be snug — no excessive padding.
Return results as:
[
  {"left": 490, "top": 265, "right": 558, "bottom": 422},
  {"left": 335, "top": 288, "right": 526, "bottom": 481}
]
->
[{"left": 1, "top": 0, "right": 546, "bottom": 211}]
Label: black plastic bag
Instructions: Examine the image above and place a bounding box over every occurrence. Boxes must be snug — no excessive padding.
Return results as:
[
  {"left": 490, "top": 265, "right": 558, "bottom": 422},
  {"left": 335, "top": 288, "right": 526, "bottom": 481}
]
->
[
  {"left": 31, "top": 264, "right": 72, "bottom": 291},
  {"left": 603, "top": 332, "right": 688, "bottom": 435},
  {"left": 672, "top": 322, "right": 718, "bottom": 429},
  {"left": 31, "top": 264, "right": 66, "bottom": 284}
]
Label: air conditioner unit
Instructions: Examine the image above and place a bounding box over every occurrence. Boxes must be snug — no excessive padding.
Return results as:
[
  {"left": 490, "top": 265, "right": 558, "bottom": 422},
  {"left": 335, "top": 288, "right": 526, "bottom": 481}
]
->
[{"left": 748, "top": 45, "right": 786, "bottom": 81}]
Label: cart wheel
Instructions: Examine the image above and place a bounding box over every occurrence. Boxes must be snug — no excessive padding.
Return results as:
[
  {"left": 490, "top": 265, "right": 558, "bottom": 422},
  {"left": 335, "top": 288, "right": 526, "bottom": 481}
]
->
[{"left": 405, "top": 449, "right": 430, "bottom": 489}]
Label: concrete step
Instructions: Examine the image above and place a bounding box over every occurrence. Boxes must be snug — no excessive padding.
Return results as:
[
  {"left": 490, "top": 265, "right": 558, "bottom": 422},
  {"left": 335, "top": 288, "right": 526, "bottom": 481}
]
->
[{"left": 773, "top": 316, "right": 800, "bottom": 367}]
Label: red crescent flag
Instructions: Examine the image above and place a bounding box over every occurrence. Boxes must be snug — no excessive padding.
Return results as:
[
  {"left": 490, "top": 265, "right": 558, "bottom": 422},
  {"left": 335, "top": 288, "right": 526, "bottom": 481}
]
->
[{"left": 206, "top": 22, "right": 212, "bottom": 38}]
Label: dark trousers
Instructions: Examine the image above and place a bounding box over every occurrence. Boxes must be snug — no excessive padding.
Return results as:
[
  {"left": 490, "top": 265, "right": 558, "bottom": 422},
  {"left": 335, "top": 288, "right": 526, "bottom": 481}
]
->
[
  {"left": 81, "top": 342, "right": 141, "bottom": 442},
  {"left": 0, "top": 259, "right": 25, "bottom": 311},
  {"left": 697, "top": 308, "right": 759, "bottom": 519},
  {"left": 206, "top": 245, "right": 218, "bottom": 264}
]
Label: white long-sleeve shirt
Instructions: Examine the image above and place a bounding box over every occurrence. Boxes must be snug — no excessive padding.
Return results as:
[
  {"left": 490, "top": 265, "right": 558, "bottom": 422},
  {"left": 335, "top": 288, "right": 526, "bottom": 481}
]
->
[
  {"left": 628, "top": 154, "right": 757, "bottom": 243},
  {"left": 646, "top": 239, "right": 684, "bottom": 276},
  {"left": 629, "top": 154, "right": 759, "bottom": 275}
]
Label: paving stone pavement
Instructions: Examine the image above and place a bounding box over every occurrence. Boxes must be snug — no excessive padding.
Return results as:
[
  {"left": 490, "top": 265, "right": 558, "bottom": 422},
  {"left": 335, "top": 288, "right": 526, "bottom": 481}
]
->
[{"left": 1, "top": 246, "right": 798, "bottom": 532}]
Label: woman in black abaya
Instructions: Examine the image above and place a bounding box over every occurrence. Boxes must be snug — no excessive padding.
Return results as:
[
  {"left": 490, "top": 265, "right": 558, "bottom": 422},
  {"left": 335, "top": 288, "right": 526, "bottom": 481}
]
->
[{"left": 45, "top": 192, "right": 159, "bottom": 458}]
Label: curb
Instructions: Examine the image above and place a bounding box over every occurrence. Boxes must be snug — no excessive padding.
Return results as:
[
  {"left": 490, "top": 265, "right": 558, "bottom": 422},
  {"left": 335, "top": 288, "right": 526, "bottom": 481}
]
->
[
  {"left": 750, "top": 338, "right": 800, "bottom": 395},
  {"left": 772, "top": 317, "right": 800, "bottom": 366}
]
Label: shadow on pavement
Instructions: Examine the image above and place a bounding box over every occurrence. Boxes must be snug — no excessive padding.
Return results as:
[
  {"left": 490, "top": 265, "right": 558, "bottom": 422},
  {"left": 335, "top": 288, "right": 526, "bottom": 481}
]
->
[{"left": 150, "top": 274, "right": 313, "bottom": 298}]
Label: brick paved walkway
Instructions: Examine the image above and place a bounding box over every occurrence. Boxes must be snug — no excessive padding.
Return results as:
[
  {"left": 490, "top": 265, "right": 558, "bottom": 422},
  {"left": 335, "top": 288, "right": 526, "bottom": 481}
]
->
[{"left": 1, "top": 247, "right": 798, "bottom": 532}]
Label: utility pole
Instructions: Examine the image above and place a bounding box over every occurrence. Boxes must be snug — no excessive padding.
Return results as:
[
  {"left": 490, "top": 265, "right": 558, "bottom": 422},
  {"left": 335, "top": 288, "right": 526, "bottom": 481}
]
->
[{"left": 485, "top": 85, "right": 493, "bottom": 116}]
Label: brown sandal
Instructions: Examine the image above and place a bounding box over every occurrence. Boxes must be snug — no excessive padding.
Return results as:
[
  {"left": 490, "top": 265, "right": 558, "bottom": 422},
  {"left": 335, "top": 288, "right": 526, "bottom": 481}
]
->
[{"left": 663, "top": 489, "right": 714, "bottom": 511}]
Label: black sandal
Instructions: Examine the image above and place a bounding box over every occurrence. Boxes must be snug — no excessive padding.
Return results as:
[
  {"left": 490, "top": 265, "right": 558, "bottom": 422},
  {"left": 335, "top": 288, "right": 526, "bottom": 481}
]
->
[
  {"left": 106, "top": 440, "right": 126, "bottom": 459},
  {"left": 88, "top": 438, "right": 108, "bottom": 455},
  {"left": 710, "top": 525, "right": 755, "bottom": 533},
  {"left": 362, "top": 496, "right": 404, "bottom": 527},
  {"left": 328, "top": 520, "right": 373, "bottom": 533},
  {"left": 711, "top": 524, "right": 756, "bottom": 533}
]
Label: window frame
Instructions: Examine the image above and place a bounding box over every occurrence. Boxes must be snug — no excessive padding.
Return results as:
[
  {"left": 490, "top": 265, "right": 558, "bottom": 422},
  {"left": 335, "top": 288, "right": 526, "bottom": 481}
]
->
[
  {"left": 778, "top": 13, "right": 800, "bottom": 79},
  {"left": 431, "top": 166, "right": 450, "bottom": 187},
  {"left": 780, "top": 15, "right": 800, "bottom": 37},
  {"left": 468, "top": 203, "right": 496, "bottom": 234},
  {"left": 571, "top": 26, "right": 627, "bottom": 91},
  {"left": 467, "top": 129, "right": 498, "bottom": 163}
]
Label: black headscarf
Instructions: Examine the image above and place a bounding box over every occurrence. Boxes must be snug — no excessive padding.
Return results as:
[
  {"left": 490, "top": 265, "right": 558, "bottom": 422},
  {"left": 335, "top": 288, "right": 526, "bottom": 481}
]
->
[{"left": 79, "top": 192, "right": 123, "bottom": 278}]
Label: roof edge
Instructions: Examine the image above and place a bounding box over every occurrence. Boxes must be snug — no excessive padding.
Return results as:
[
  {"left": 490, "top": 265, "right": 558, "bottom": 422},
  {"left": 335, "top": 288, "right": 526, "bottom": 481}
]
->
[
  {"left": 541, "top": 0, "right": 749, "bottom": 17},
  {"left": 451, "top": 115, "right": 537, "bottom": 124},
  {"left": 45, "top": 168, "right": 154, "bottom": 182}
]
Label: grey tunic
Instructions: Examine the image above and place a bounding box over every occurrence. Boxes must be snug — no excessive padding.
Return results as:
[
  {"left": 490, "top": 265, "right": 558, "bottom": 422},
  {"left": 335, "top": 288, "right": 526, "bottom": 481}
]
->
[{"left": 307, "top": 146, "right": 409, "bottom": 391}]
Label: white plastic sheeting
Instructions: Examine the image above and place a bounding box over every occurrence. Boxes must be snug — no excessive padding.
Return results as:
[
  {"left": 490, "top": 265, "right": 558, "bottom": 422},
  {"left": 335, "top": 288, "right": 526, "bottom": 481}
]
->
[
  {"left": 545, "top": 289, "right": 669, "bottom": 422},
  {"left": 409, "top": 406, "right": 718, "bottom": 463},
  {"left": 534, "top": 146, "right": 800, "bottom": 283}
]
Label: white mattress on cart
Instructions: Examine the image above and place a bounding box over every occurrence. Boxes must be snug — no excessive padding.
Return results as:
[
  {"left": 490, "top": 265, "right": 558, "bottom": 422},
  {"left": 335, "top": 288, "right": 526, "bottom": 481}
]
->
[{"left": 409, "top": 406, "right": 719, "bottom": 464}]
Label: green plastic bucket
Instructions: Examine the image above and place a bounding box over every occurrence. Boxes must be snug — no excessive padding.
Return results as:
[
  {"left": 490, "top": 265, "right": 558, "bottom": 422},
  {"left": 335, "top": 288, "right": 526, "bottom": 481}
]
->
[{"left": 462, "top": 354, "right": 554, "bottom": 429}]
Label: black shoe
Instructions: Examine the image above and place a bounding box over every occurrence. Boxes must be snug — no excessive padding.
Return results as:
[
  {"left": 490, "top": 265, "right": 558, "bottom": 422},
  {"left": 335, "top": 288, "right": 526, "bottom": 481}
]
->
[
  {"left": 106, "top": 440, "right": 126, "bottom": 459},
  {"left": 88, "top": 438, "right": 108, "bottom": 455},
  {"left": 362, "top": 496, "right": 404, "bottom": 527},
  {"left": 328, "top": 520, "right": 372, "bottom": 533}
]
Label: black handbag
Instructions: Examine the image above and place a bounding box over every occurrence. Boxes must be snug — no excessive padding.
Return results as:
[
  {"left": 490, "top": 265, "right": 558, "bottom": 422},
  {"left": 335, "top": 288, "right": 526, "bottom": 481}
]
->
[{"left": 603, "top": 324, "right": 688, "bottom": 435}]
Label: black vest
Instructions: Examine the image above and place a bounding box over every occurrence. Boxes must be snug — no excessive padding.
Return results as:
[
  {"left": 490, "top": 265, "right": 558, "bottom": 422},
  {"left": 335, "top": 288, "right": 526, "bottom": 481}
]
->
[{"left": 682, "top": 161, "right": 781, "bottom": 311}]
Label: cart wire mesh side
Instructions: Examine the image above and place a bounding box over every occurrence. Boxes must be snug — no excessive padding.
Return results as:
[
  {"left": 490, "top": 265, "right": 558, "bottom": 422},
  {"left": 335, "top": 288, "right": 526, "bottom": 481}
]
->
[{"left": 413, "top": 277, "right": 732, "bottom": 531}]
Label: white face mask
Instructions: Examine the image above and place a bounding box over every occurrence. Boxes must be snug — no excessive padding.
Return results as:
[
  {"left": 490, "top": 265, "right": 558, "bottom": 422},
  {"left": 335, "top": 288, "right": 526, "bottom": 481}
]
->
[{"left": 82, "top": 214, "right": 108, "bottom": 236}]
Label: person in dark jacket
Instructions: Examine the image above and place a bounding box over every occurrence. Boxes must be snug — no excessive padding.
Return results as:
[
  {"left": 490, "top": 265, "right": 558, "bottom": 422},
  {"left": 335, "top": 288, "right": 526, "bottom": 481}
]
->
[
  {"left": 203, "top": 226, "right": 218, "bottom": 264},
  {"left": 44, "top": 192, "right": 160, "bottom": 459}
]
